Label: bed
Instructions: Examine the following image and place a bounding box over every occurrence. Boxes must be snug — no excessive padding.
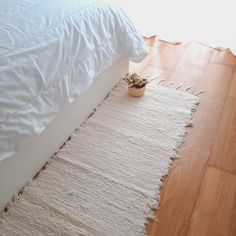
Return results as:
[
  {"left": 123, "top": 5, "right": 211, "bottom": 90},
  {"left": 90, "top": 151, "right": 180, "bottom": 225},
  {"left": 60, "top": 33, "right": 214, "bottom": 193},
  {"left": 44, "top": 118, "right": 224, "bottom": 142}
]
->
[{"left": 0, "top": 0, "right": 147, "bottom": 211}]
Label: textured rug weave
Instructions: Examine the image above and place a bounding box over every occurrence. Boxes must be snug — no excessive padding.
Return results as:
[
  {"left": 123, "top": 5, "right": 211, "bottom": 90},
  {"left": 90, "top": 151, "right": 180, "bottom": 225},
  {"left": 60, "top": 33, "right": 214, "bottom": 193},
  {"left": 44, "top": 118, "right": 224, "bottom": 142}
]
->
[{"left": 0, "top": 82, "right": 198, "bottom": 236}]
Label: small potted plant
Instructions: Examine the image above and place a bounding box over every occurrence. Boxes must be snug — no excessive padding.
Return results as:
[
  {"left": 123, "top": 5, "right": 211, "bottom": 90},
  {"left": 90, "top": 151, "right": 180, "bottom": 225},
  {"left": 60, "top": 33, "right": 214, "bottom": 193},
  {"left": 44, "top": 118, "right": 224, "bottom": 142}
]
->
[{"left": 123, "top": 73, "right": 149, "bottom": 97}]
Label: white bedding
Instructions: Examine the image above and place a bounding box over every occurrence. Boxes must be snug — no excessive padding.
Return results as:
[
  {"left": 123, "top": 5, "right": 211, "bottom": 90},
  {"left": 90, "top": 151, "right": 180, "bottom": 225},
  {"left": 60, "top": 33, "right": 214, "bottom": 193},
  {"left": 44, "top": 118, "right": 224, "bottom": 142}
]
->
[{"left": 0, "top": 0, "right": 147, "bottom": 161}]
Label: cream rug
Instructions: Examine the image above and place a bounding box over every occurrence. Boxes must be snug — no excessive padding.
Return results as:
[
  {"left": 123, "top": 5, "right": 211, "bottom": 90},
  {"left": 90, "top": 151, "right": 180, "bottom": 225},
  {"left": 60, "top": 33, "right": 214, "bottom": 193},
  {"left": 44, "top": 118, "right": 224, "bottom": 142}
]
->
[{"left": 0, "top": 82, "right": 198, "bottom": 236}]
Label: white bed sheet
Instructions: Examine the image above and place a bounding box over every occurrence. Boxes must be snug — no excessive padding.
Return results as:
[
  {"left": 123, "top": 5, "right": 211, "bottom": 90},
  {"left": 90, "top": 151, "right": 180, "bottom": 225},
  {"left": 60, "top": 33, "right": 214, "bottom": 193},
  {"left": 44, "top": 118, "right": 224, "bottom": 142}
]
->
[{"left": 0, "top": 0, "right": 147, "bottom": 160}]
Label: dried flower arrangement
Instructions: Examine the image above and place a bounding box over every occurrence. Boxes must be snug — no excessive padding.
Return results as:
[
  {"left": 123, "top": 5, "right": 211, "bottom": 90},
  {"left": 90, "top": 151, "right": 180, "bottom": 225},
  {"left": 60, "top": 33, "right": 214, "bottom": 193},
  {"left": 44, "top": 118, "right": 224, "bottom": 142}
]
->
[
  {"left": 122, "top": 73, "right": 149, "bottom": 97},
  {"left": 123, "top": 73, "right": 149, "bottom": 88}
]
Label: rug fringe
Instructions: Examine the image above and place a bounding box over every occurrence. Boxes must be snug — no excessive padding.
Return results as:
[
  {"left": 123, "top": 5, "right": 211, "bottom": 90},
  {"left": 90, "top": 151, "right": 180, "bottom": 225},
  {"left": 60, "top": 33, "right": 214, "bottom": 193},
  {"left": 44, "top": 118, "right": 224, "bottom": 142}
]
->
[
  {"left": 144, "top": 93, "right": 199, "bottom": 230},
  {"left": 195, "top": 90, "right": 205, "bottom": 96},
  {"left": 184, "top": 86, "right": 193, "bottom": 92},
  {"left": 147, "top": 78, "right": 206, "bottom": 97},
  {"left": 175, "top": 84, "right": 183, "bottom": 90}
]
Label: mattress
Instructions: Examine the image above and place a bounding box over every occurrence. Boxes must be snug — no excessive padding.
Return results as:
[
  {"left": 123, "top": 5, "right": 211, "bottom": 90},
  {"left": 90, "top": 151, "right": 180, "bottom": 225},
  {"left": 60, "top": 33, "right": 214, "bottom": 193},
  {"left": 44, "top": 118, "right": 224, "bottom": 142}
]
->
[{"left": 0, "top": 0, "right": 147, "bottom": 161}]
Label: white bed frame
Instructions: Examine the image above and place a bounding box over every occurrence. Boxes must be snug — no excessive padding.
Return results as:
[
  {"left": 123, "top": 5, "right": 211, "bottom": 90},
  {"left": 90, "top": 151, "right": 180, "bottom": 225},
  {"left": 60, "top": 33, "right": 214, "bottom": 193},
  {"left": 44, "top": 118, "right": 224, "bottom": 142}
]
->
[{"left": 0, "top": 58, "right": 129, "bottom": 212}]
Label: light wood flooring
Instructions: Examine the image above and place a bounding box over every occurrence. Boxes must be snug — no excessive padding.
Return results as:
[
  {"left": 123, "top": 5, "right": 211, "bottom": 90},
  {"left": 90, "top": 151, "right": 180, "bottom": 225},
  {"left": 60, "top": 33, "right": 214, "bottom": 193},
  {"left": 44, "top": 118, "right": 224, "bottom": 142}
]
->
[{"left": 130, "top": 37, "right": 236, "bottom": 236}]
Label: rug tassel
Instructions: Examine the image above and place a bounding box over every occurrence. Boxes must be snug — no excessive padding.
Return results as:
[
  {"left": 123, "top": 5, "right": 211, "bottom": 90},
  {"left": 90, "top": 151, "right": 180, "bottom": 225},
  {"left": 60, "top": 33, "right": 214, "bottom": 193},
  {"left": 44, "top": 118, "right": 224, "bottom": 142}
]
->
[
  {"left": 146, "top": 215, "right": 160, "bottom": 223},
  {"left": 184, "top": 86, "right": 193, "bottom": 92},
  {"left": 148, "top": 76, "right": 159, "bottom": 83},
  {"left": 186, "top": 122, "right": 193, "bottom": 127},
  {"left": 175, "top": 84, "right": 183, "bottom": 90},
  {"left": 195, "top": 90, "right": 205, "bottom": 96},
  {"left": 157, "top": 79, "right": 165, "bottom": 85},
  {"left": 173, "top": 153, "right": 181, "bottom": 158},
  {"left": 165, "top": 82, "right": 174, "bottom": 87},
  {"left": 153, "top": 218, "right": 160, "bottom": 223}
]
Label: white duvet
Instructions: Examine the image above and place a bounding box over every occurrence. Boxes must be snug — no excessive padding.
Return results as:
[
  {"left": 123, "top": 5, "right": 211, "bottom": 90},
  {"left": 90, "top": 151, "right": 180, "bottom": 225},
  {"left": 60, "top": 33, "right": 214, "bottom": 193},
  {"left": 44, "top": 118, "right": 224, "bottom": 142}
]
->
[{"left": 0, "top": 0, "right": 147, "bottom": 161}]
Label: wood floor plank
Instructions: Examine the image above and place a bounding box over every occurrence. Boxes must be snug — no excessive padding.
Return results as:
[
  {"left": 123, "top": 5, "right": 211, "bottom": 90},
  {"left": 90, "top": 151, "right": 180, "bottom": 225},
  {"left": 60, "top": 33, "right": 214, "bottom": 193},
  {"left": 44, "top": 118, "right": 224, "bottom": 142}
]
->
[
  {"left": 130, "top": 37, "right": 183, "bottom": 74},
  {"left": 227, "top": 191, "right": 236, "bottom": 236},
  {"left": 210, "top": 49, "right": 236, "bottom": 68},
  {"left": 142, "top": 65, "right": 170, "bottom": 81},
  {"left": 144, "top": 36, "right": 161, "bottom": 47},
  {"left": 208, "top": 96, "right": 236, "bottom": 174},
  {"left": 158, "top": 148, "right": 209, "bottom": 220},
  {"left": 188, "top": 211, "right": 225, "bottom": 236},
  {"left": 148, "top": 214, "right": 190, "bottom": 236},
  {"left": 148, "top": 41, "right": 186, "bottom": 71},
  {"left": 138, "top": 38, "right": 236, "bottom": 236},
  {"left": 150, "top": 60, "right": 233, "bottom": 227},
  {"left": 147, "top": 148, "right": 209, "bottom": 236},
  {"left": 185, "top": 63, "right": 234, "bottom": 150},
  {"left": 187, "top": 166, "right": 236, "bottom": 236},
  {"left": 229, "top": 72, "right": 236, "bottom": 98},
  {"left": 165, "top": 43, "right": 213, "bottom": 92}
]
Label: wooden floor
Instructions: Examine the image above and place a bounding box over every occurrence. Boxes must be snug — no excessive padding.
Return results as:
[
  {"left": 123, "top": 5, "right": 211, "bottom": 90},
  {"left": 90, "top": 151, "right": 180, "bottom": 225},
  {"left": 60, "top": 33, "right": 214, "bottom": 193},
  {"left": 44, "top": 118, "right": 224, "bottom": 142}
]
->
[{"left": 130, "top": 37, "right": 236, "bottom": 236}]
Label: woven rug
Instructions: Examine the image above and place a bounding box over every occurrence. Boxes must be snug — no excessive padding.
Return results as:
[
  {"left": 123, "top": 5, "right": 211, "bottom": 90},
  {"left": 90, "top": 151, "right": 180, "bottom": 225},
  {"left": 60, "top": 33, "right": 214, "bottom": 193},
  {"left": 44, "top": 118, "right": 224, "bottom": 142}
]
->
[{"left": 0, "top": 82, "right": 198, "bottom": 236}]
